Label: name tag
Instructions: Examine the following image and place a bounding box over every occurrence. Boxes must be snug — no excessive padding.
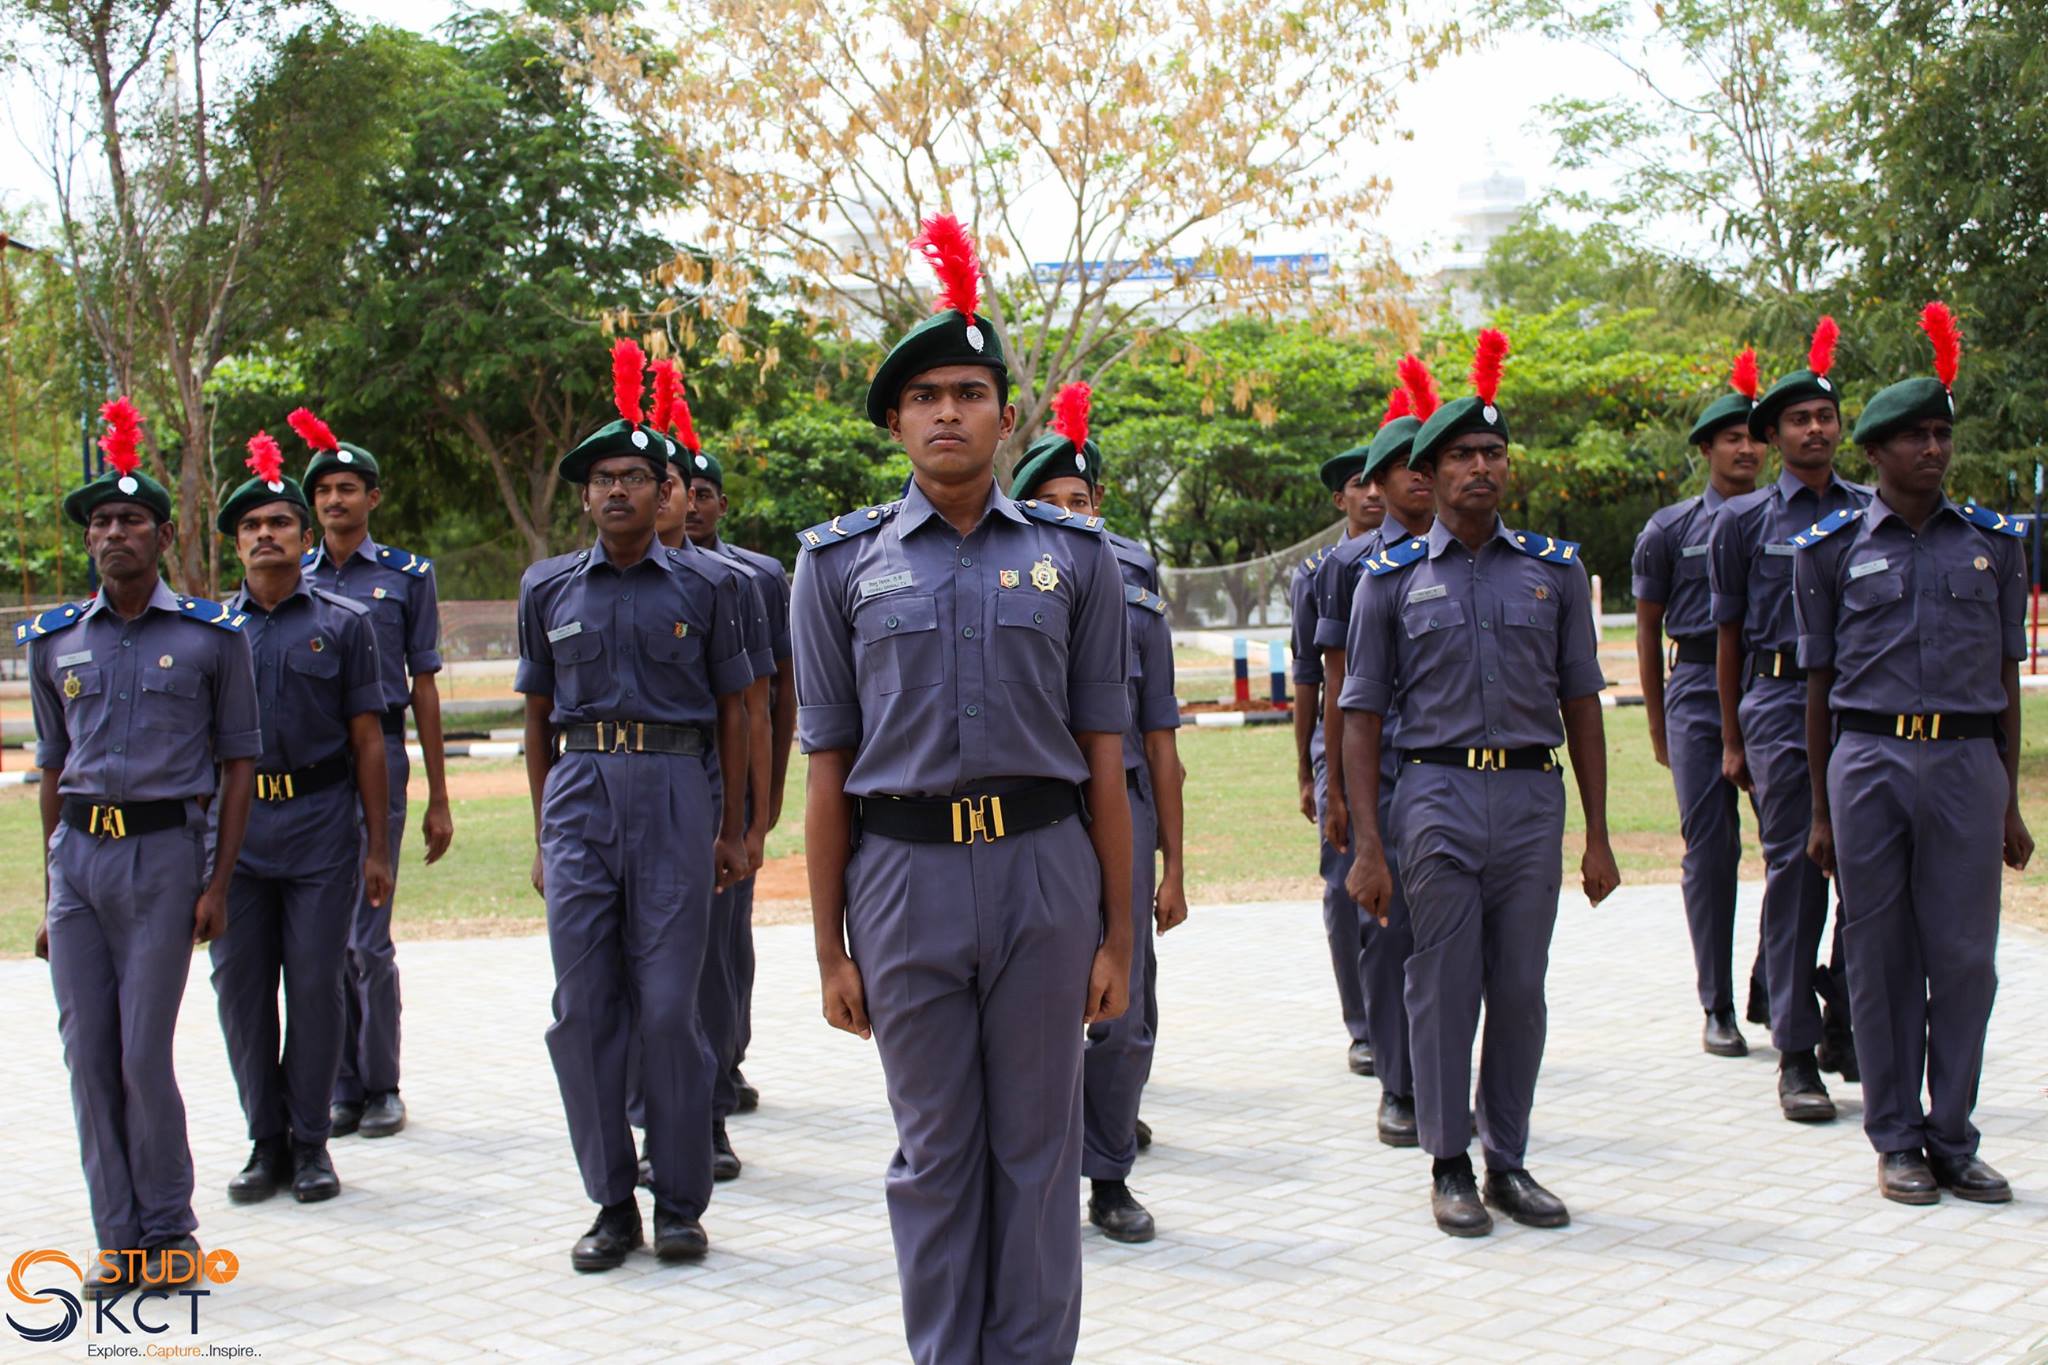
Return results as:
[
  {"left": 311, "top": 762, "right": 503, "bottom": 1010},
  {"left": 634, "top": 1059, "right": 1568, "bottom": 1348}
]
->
[
  {"left": 1849, "top": 557, "right": 1890, "bottom": 580},
  {"left": 1405, "top": 583, "right": 1448, "bottom": 604},
  {"left": 859, "top": 570, "right": 914, "bottom": 600},
  {"left": 55, "top": 649, "right": 93, "bottom": 667},
  {"left": 1764, "top": 543, "right": 1798, "bottom": 557},
  {"left": 546, "top": 621, "right": 584, "bottom": 643},
  {"left": 1680, "top": 544, "right": 1709, "bottom": 559}
]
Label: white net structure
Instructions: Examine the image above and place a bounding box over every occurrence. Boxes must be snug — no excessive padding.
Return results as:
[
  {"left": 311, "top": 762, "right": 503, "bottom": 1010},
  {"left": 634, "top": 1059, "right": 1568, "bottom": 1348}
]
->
[{"left": 1156, "top": 519, "right": 1345, "bottom": 631}]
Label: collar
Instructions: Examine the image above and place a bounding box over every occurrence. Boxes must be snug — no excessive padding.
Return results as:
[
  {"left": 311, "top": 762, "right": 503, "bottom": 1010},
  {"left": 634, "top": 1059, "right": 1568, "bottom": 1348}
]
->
[
  {"left": 227, "top": 574, "right": 315, "bottom": 615},
  {"left": 1425, "top": 515, "right": 1509, "bottom": 559},
  {"left": 895, "top": 477, "right": 1027, "bottom": 538},
  {"left": 1701, "top": 485, "right": 1729, "bottom": 513},
  {"left": 583, "top": 533, "right": 673, "bottom": 575},
  {"left": 1864, "top": 492, "right": 1961, "bottom": 533},
  {"left": 80, "top": 577, "right": 184, "bottom": 625},
  {"left": 1775, "top": 466, "right": 1849, "bottom": 502},
  {"left": 312, "top": 534, "right": 381, "bottom": 571}
]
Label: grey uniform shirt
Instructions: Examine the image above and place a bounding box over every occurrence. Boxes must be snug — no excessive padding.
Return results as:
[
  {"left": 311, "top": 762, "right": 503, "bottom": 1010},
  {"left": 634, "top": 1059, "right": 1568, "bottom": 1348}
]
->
[
  {"left": 717, "top": 539, "right": 793, "bottom": 666},
  {"left": 229, "top": 578, "right": 384, "bottom": 769},
  {"left": 1122, "top": 587, "right": 1180, "bottom": 772},
  {"left": 1326, "top": 525, "right": 1412, "bottom": 769},
  {"left": 1709, "top": 468, "right": 1871, "bottom": 657},
  {"left": 303, "top": 537, "right": 442, "bottom": 710},
  {"left": 1794, "top": 496, "right": 2028, "bottom": 715},
  {"left": 28, "top": 578, "right": 262, "bottom": 801},
  {"left": 1632, "top": 486, "right": 1727, "bottom": 638},
  {"left": 790, "top": 479, "right": 1129, "bottom": 798}
]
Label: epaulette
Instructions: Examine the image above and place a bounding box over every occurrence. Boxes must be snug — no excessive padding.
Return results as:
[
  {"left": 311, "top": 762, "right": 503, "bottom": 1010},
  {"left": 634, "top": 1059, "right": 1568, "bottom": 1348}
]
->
[
  {"left": 300, "top": 548, "right": 320, "bottom": 569},
  {"left": 312, "top": 587, "right": 371, "bottom": 617},
  {"left": 1124, "top": 583, "right": 1168, "bottom": 616},
  {"left": 376, "top": 545, "right": 433, "bottom": 577},
  {"left": 796, "top": 503, "right": 896, "bottom": 552},
  {"left": 1786, "top": 507, "right": 1862, "bottom": 549},
  {"left": 1958, "top": 502, "right": 2030, "bottom": 539},
  {"left": 1019, "top": 499, "right": 1106, "bottom": 533},
  {"left": 12, "top": 599, "right": 92, "bottom": 646},
  {"left": 1506, "top": 530, "right": 1582, "bottom": 564},
  {"left": 177, "top": 596, "right": 249, "bottom": 632},
  {"left": 1366, "top": 535, "right": 1429, "bottom": 577}
]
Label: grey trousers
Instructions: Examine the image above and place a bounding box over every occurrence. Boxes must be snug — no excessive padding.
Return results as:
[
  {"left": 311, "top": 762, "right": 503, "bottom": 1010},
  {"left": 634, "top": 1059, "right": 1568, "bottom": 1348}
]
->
[
  {"left": 1313, "top": 751, "right": 1370, "bottom": 1045},
  {"left": 1083, "top": 778, "right": 1157, "bottom": 1181},
  {"left": 337, "top": 732, "right": 406, "bottom": 1103}
]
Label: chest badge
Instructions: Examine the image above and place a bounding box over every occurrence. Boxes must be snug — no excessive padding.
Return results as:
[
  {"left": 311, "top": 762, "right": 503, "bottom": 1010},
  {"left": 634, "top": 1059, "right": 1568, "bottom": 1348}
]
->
[
  {"left": 999, "top": 569, "right": 1021, "bottom": 589},
  {"left": 310, "top": 637, "right": 325, "bottom": 653},
  {"left": 1030, "top": 555, "right": 1060, "bottom": 594},
  {"left": 674, "top": 621, "right": 689, "bottom": 638},
  {"left": 62, "top": 670, "right": 82, "bottom": 700},
  {"left": 1533, "top": 585, "right": 1549, "bottom": 601},
  {"left": 1974, "top": 555, "right": 1990, "bottom": 571},
  {"left": 158, "top": 654, "right": 174, "bottom": 669},
  {"left": 373, "top": 587, "right": 389, "bottom": 600}
]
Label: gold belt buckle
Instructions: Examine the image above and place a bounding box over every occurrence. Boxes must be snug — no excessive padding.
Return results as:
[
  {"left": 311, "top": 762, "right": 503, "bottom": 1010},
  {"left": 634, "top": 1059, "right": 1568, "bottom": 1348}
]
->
[
  {"left": 1466, "top": 748, "right": 1505, "bottom": 771},
  {"left": 1895, "top": 712, "right": 1941, "bottom": 740},
  {"left": 256, "top": 772, "right": 296, "bottom": 801},
  {"left": 89, "top": 803, "right": 127, "bottom": 838},
  {"left": 951, "top": 794, "right": 1007, "bottom": 844}
]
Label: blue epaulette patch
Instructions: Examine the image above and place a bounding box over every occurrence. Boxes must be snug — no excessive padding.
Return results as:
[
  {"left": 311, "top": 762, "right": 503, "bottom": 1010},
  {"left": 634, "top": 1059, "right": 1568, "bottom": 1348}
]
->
[
  {"left": 1958, "top": 503, "right": 2030, "bottom": 538},
  {"left": 1124, "top": 583, "right": 1168, "bottom": 616},
  {"left": 178, "top": 596, "right": 249, "bottom": 632},
  {"left": 12, "top": 599, "right": 92, "bottom": 646},
  {"left": 300, "top": 549, "right": 320, "bottom": 569},
  {"left": 1366, "top": 535, "right": 1429, "bottom": 577},
  {"left": 1786, "top": 507, "right": 1862, "bottom": 549},
  {"left": 795, "top": 503, "right": 895, "bottom": 552},
  {"left": 1507, "top": 530, "right": 1581, "bottom": 564},
  {"left": 375, "top": 545, "right": 432, "bottom": 577},
  {"left": 1019, "top": 500, "right": 1106, "bottom": 534}
]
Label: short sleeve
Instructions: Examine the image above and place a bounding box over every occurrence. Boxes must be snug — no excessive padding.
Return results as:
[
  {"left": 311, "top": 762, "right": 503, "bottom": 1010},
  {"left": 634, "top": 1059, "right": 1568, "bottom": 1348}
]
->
[
  {"left": 341, "top": 612, "right": 384, "bottom": 718},
  {"left": 29, "top": 641, "right": 69, "bottom": 773},
  {"left": 739, "top": 574, "right": 773, "bottom": 681},
  {"left": 1065, "top": 533, "right": 1131, "bottom": 735},
  {"left": 1554, "top": 562, "right": 1606, "bottom": 699},
  {"left": 406, "top": 565, "right": 443, "bottom": 676},
  {"left": 1792, "top": 543, "right": 1839, "bottom": 670},
  {"left": 1313, "top": 552, "right": 1359, "bottom": 651},
  {"left": 1706, "top": 504, "right": 1749, "bottom": 625},
  {"left": 791, "top": 552, "right": 861, "bottom": 752},
  {"left": 1134, "top": 607, "right": 1180, "bottom": 734},
  {"left": 1339, "top": 569, "right": 1395, "bottom": 715},
  {"left": 1290, "top": 566, "right": 1324, "bottom": 685},
  {"left": 211, "top": 630, "right": 263, "bottom": 760},
  {"left": 2000, "top": 537, "right": 2029, "bottom": 661},
  {"left": 706, "top": 571, "right": 755, "bottom": 697},
  {"left": 1631, "top": 514, "right": 1673, "bottom": 606},
  {"left": 514, "top": 573, "right": 554, "bottom": 697}
]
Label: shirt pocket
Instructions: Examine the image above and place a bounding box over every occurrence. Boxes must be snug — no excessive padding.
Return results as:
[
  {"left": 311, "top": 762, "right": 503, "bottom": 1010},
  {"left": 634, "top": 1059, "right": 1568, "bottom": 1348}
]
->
[
  {"left": 1842, "top": 570, "right": 1907, "bottom": 615},
  {"left": 1941, "top": 565, "right": 2000, "bottom": 651},
  {"left": 854, "top": 593, "right": 942, "bottom": 695},
  {"left": 995, "top": 590, "right": 1070, "bottom": 690},
  {"left": 139, "top": 662, "right": 206, "bottom": 732},
  {"left": 641, "top": 623, "right": 705, "bottom": 669},
  {"left": 1399, "top": 597, "right": 1471, "bottom": 669},
  {"left": 55, "top": 663, "right": 106, "bottom": 727},
  {"left": 1501, "top": 596, "right": 1561, "bottom": 675},
  {"left": 552, "top": 628, "right": 606, "bottom": 709},
  {"left": 285, "top": 643, "right": 342, "bottom": 683}
]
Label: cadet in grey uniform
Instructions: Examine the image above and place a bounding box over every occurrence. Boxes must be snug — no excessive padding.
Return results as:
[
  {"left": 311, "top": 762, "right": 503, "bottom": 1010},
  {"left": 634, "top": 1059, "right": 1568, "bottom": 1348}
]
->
[
  {"left": 518, "top": 341, "right": 753, "bottom": 1271},
  {"left": 792, "top": 215, "right": 1131, "bottom": 1365},
  {"left": 1708, "top": 319, "right": 1867, "bottom": 1121},
  {"left": 1341, "top": 331, "right": 1620, "bottom": 1237},
  {"left": 1009, "top": 380, "right": 1188, "bottom": 1247},
  {"left": 1633, "top": 352, "right": 1766, "bottom": 1057},
  {"left": 22, "top": 397, "right": 259, "bottom": 1298},
  {"left": 295, "top": 412, "right": 450, "bottom": 1142},
  {"left": 208, "top": 438, "right": 392, "bottom": 1206},
  {"left": 1794, "top": 303, "right": 2032, "bottom": 1205}
]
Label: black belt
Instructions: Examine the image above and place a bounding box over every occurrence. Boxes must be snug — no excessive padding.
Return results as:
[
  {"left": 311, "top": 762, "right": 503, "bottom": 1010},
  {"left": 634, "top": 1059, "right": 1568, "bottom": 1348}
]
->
[
  {"left": 1837, "top": 710, "right": 1998, "bottom": 742},
  {"left": 560, "top": 721, "right": 707, "bottom": 756},
  {"left": 1125, "top": 767, "right": 1143, "bottom": 790},
  {"left": 1671, "top": 635, "right": 1717, "bottom": 666},
  {"left": 254, "top": 750, "right": 352, "bottom": 802},
  {"left": 1749, "top": 650, "right": 1805, "bottom": 683},
  {"left": 380, "top": 708, "right": 407, "bottom": 737},
  {"left": 859, "top": 781, "right": 1082, "bottom": 845},
  {"left": 1404, "top": 746, "right": 1557, "bottom": 772},
  {"left": 62, "top": 797, "right": 187, "bottom": 840}
]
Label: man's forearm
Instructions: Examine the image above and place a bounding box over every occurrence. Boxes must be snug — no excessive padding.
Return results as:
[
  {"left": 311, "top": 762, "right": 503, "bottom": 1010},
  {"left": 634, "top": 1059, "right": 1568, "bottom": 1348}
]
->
[
  {"left": 1144, "top": 730, "right": 1185, "bottom": 870},
  {"left": 412, "top": 671, "right": 449, "bottom": 803},
  {"left": 805, "top": 749, "right": 856, "bottom": 960},
  {"left": 1339, "top": 710, "right": 1384, "bottom": 850},
  {"left": 716, "top": 694, "right": 748, "bottom": 839},
  {"left": 1294, "top": 680, "right": 1320, "bottom": 781},
  {"left": 349, "top": 715, "right": 391, "bottom": 863},
  {"left": 1805, "top": 670, "right": 1835, "bottom": 820},
  {"left": 1635, "top": 602, "right": 1665, "bottom": 742},
  {"left": 1080, "top": 732, "right": 1133, "bottom": 947},
  {"left": 208, "top": 759, "right": 256, "bottom": 895},
  {"left": 522, "top": 695, "right": 555, "bottom": 835},
  {"left": 745, "top": 677, "right": 772, "bottom": 829},
  {"left": 2002, "top": 660, "right": 2022, "bottom": 803},
  {"left": 1716, "top": 621, "right": 1746, "bottom": 746},
  {"left": 768, "top": 666, "right": 797, "bottom": 824},
  {"left": 1321, "top": 648, "right": 1347, "bottom": 797},
  {"left": 1561, "top": 695, "right": 1609, "bottom": 838}
]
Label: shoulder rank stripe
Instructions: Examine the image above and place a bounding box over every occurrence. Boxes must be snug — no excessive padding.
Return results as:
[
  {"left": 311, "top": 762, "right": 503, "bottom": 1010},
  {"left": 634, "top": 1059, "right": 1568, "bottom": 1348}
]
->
[
  {"left": 795, "top": 503, "right": 893, "bottom": 552},
  {"left": 1124, "top": 583, "right": 1168, "bottom": 615},
  {"left": 1508, "top": 530, "right": 1581, "bottom": 564},
  {"left": 1366, "top": 536, "right": 1429, "bottom": 577},
  {"left": 1958, "top": 502, "right": 2030, "bottom": 538},
  {"left": 1786, "top": 507, "right": 1862, "bottom": 549},
  {"left": 1020, "top": 500, "right": 1105, "bottom": 533},
  {"left": 12, "top": 600, "right": 92, "bottom": 646},
  {"left": 375, "top": 546, "right": 433, "bottom": 577},
  {"left": 178, "top": 596, "right": 248, "bottom": 631}
]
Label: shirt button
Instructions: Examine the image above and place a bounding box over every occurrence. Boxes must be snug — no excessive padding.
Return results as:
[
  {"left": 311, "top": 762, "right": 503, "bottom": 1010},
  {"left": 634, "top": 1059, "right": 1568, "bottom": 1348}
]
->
[
  {"left": 1488, "top": 726, "right": 1499, "bottom": 735},
  {"left": 622, "top": 592, "right": 633, "bottom": 602},
  {"left": 960, "top": 556, "right": 973, "bottom": 568},
  {"left": 112, "top": 744, "right": 123, "bottom": 753},
  {"left": 1033, "top": 612, "right": 1044, "bottom": 624},
  {"left": 962, "top": 627, "right": 975, "bottom": 639},
  {"left": 121, "top": 639, "right": 132, "bottom": 648},
  {"left": 118, "top": 691, "right": 128, "bottom": 700},
  {"left": 1484, "top": 674, "right": 1494, "bottom": 683},
  {"left": 1480, "top": 620, "right": 1491, "bottom": 630},
  {"left": 624, "top": 688, "right": 635, "bottom": 697},
  {"left": 886, "top": 616, "right": 900, "bottom": 629},
  {"left": 965, "top": 704, "right": 980, "bottom": 717}
]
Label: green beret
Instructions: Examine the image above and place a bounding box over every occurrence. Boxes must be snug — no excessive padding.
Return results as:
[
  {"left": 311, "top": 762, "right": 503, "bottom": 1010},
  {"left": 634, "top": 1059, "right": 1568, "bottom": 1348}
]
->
[
  {"left": 1853, "top": 377, "right": 1954, "bottom": 446},
  {"left": 217, "top": 473, "right": 311, "bottom": 535},
  {"left": 1688, "top": 392, "right": 1755, "bottom": 446},
  {"left": 1747, "top": 369, "right": 1841, "bottom": 438},
  {"left": 303, "top": 441, "right": 381, "bottom": 488},
  {"left": 64, "top": 468, "right": 175, "bottom": 527},
  {"left": 1361, "top": 418, "right": 1421, "bottom": 483},
  {"left": 1008, "top": 431, "right": 1100, "bottom": 499},
  {"left": 865, "top": 309, "right": 1009, "bottom": 428},
  {"left": 1408, "top": 395, "right": 1510, "bottom": 468},
  {"left": 672, "top": 445, "right": 724, "bottom": 487},
  {"left": 558, "top": 418, "right": 668, "bottom": 484},
  {"left": 1319, "top": 443, "right": 1371, "bottom": 492}
]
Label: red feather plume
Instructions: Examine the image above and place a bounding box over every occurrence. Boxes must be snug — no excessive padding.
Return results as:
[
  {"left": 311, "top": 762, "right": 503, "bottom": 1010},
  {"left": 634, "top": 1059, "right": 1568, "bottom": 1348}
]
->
[
  {"left": 1052, "top": 382, "right": 1091, "bottom": 448},
  {"left": 912, "top": 213, "right": 982, "bottom": 318},
  {"left": 245, "top": 431, "right": 285, "bottom": 486},
  {"left": 1807, "top": 316, "right": 1839, "bottom": 378},
  {"left": 650, "top": 359, "right": 684, "bottom": 436},
  {"left": 1920, "top": 302, "right": 1961, "bottom": 389},
  {"left": 1380, "top": 386, "right": 1412, "bottom": 426},
  {"left": 286, "top": 407, "right": 339, "bottom": 453},
  {"left": 97, "top": 396, "right": 143, "bottom": 477},
  {"left": 1729, "top": 348, "right": 1760, "bottom": 401},
  {"left": 611, "top": 338, "right": 646, "bottom": 425},
  {"left": 1470, "top": 330, "right": 1509, "bottom": 405},
  {"left": 672, "top": 390, "right": 702, "bottom": 456},
  {"left": 1397, "top": 353, "right": 1441, "bottom": 420}
]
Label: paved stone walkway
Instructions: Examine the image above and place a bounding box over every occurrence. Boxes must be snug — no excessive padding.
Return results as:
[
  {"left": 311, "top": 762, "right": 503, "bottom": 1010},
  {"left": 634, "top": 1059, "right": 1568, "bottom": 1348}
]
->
[{"left": 5, "top": 885, "right": 2048, "bottom": 1362}]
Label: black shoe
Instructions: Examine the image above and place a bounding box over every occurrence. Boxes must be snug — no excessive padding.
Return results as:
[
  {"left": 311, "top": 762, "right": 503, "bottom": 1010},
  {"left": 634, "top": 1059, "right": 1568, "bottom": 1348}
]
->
[
  {"left": 1877, "top": 1149, "right": 1939, "bottom": 1205},
  {"left": 570, "top": 1201, "right": 644, "bottom": 1272},
  {"left": 1087, "top": 1179, "right": 1156, "bottom": 1244},
  {"left": 1702, "top": 1008, "right": 1748, "bottom": 1058},
  {"left": 1817, "top": 1011, "right": 1860, "bottom": 1083},
  {"left": 1928, "top": 1151, "right": 2012, "bottom": 1204},
  {"left": 1377, "top": 1093, "right": 1419, "bottom": 1148},
  {"left": 637, "top": 1138, "right": 654, "bottom": 1190},
  {"left": 141, "top": 1234, "right": 202, "bottom": 1289},
  {"left": 653, "top": 1204, "right": 710, "bottom": 1262},
  {"left": 329, "top": 1100, "right": 364, "bottom": 1138},
  {"left": 227, "top": 1137, "right": 290, "bottom": 1204},
  {"left": 731, "top": 1069, "right": 759, "bottom": 1114},
  {"left": 1430, "top": 1159, "right": 1491, "bottom": 1237},
  {"left": 1483, "top": 1169, "right": 1570, "bottom": 1228},
  {"left": 359, "top": 1090, "right": 406, "bottom": 1139},
  {"left": 291, "top": 1140, "right": 341, "bottom": 1203},
  {"left": 1777, "top": 1049, "right": 1836, "bottom": 1123},
  {"left": 1745, "top": 974, "right": 1770, "bottom": 1026},
  {"left": 1134, "top": 1117, "right": 1152, "bottom": 1151},
  {"left": 81, "top": 1255, "right": 134, "bottom": 1301},
  {"left": 1347, "top": 1040, "right": 1375, "bottom": 1076},
  {"left": 712, "top": 1120, "right": 742, "bottom": 1182}
]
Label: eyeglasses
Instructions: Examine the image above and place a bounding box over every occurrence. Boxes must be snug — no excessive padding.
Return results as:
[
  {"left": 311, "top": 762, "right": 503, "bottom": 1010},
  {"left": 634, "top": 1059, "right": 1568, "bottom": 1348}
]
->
[{"left": 588, "top": 471, "right": 657, "bottom": 491}]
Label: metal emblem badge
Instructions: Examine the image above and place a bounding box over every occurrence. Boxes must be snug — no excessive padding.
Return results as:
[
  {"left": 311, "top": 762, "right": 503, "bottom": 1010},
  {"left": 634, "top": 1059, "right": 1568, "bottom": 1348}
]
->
[
  {"left": 674, "top": 621, "right": 689, "bottom": 637},
  {"left": 310, "top": 637, "right": 325, "bottom": 652},
  {"left": 158, "top": 654, "right": 174, "bottom": 668},
  {"left": 373, "top": 587, "right": 389, "bottom": 599},
  {"left": 1974, "top": 555, "right": 1989, "bottom": 571},
  {"left": 1030, "top": 555, "right": 1059, "bottom": 593},
  {"left": 1533, "top": 585, "right": 1549, "bottom": 600},
  {"left": 999, "top": 569, "right": 1021, "bottom": 589},
  {"left": 62, "top": 670, "right": 81, "bottom": 699}
]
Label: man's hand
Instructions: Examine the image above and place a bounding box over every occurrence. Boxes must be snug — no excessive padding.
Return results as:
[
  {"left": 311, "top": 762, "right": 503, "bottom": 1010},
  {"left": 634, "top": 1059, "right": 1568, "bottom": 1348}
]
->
[
  {"left": 819, "top": 952, "right": 871, "bottom": 1039},
  {"left": 1154, "top": 875, "right": 1189, "bottom": 935},
  {"left": 363, "top": 855, "right": 395, "bottom": 911},
  {"left": 1323, "top": 793, "right": 1350, "bottom": 855},
  {"left": 713, "top": 833, "right": 748, "bottom": 893},
  {"left": 1720, "top": 741, "right": 1752, "bottom": 792},
  {"left": 1581, "top": 834, "right": 1621, "bottom": 905},
  {"left": 34, "top": 916, "right": 49, "bottom": 962},
  {"left": 1806, "top": 812, "right": 1836, "bottom": 878},
  {"left": 1344, "top": 846, "right": 1393, "bottom": 926},
  {"left": 192, "top": 886, "right": 228, "bottom": 945},
  {"left": 1083, "top": 943, "right": 1131, "bottom": 1026},
  {"left": 530, "top": 849, "right": 546, "bottom": 898},
  {"left": 422, "top": 799, "right": 454, "bottom": 865},
  {"left": 2004, "top": 806, "right": 2034, "bottom": 871},
  {"left": 1297, "top": 776, "right": 1316, "bottom": 823},
  {"left": 1650, "top": 725, "right": 1670, "bottom": 769},
  {"left": 744, "top": 826, "right": 768, "bottom": 876}
]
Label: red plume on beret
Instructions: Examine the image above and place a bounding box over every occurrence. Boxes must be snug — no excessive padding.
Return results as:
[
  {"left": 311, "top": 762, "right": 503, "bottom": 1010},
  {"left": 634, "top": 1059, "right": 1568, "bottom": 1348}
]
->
[
  {"left": 672, "top": 388, "right": 702, "bottom": 457},
  {"left": 650, "top": 359, "right": 684, "bottom": 436},
  {"left": 1470, "top": 330, "right": 1509, "bottom": 406},
  {"left": 1920, "top": 302, "right": 1961, "bottom": 389},
  {"left": 1729, "top": 348, "right": 1760, "bottom": 401},
  {"left": 912, "top": 213, "right": 982, "bottom": 319},
  {"left": 1380, "top": 386, "right": 1411, "bottom": 426},
  {"left": 1807, "top": 316, "right": 1839, "bottom": 378},
  {"left": 245, "top": 431, "right": 285, "bottom": 487},
  {"left": 1052, "top": 382, "right": 1091, "bottom": 448},
  {"left": 286, "top": 407, "right": 339, "bottom": 453},
  {"left": 97, "top": 396, "right": 144, "bottom": 477},
  {"left": 611, "top": 338, "right": 646, "bottom": 425},
  {"left": 1397, "top": 353, "right": 1441, "bottom": 421}
]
